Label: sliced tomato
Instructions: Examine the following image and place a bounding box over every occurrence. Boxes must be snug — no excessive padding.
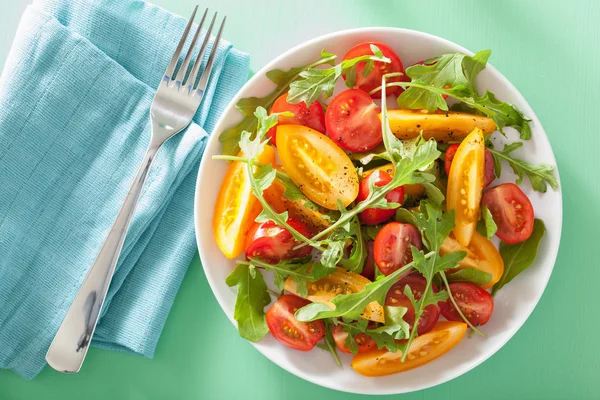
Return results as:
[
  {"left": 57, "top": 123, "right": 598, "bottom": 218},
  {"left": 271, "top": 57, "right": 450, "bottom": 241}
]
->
[
  {"left": 440, "top": 232, "right": 504, "bottom": 289},
  {"left": 284, "top": 267, "right": 384, "bottom": 323},
  {"left": 439, "top": 282, "right": 494, "bottom": 326},
  {"left": 331, "top": 324, "right": 376, "bottom": 354},
  {"left": 276, "top": 124, "right": 359, "bottom": 210},
  {"left": 373, "top": 222, "right": 422, "bottom": 276},
  {"left": 266, "top": 93, "right": 326, "bottom": 146},
  {"left": 342, "top": 41, "right": 408, "bottom": 98},
  {"left": 244, "top": 218, "right": 312, "bottom": 264},
  {"left": 213, "top": 146, "right": 276, "bottom": 258},
  {"left": 361, "top": 240, "right": 376, "bottom": 281},
  {"left": 357, "top": 170, "right": 404, "bottom": 225},
  {"left": 445, "top": 143, "right": 494, "bottom": 188},
  {"left": 482, "top": 183, "right": 534, "bottom": 244},
  {"left": 325, "top": 89, "right": 382, "bottom": 152},
  {"left": 385, "top": 274, "right": 440, "bottom": 335},
  {"left": 351, "top": 321, "right": 467, "bottom": 376},
  {"left": 446, "top": 128, "right": 485, "bottom": 246},
  {"left": 266, "top": 294, "right": 325, "bottom": 351}
]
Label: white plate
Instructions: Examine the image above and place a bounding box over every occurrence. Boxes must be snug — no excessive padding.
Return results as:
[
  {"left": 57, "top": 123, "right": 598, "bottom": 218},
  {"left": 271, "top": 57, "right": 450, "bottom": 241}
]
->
[{"left": 194, "top": 28, "right": 562, "bottom": 395}]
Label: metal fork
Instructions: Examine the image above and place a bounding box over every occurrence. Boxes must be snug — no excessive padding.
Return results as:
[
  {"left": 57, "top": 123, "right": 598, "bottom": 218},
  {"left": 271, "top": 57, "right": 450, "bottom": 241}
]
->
[{"left": 45, "top": 6, "right": 226, "bottom": 374}]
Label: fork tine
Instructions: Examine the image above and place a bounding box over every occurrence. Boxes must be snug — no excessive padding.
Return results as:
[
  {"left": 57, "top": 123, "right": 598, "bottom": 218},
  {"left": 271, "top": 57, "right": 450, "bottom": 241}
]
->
[
  {"left": 164, "top": 5, "right": 199, "bottom": 79},
  {"left": 174, "top": 8, "right": 208, "bottom": 83},
  {"left": 184, "top": 12, "right": 218, "bottom": 88},
  {"left": 193, "top": 16, "right": 226, "bottom": 93}
]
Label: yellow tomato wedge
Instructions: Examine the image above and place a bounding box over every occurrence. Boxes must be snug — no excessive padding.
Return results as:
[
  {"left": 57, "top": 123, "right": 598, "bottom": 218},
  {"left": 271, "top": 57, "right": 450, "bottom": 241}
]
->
[
  {"left": 440, "top": 232, "right": 504, "bottom": 289},
  {"left": 351, "top": 321, "right": 467, "bottom": 376},
  {"left": 364, "top": 163, "right": 425, "bottom": 198},
  {"left": 213, "top": 146, "right": 276, "bottom": 258},
  {"left": 262, "top": 166, "right": 334, "bottom": 234},
  {"left": 276, "top": 125, "right": 359, "bottom": 210},
  {"left": 383, "top": 109, "right": 496, "bottom": 142},
  {"left": 446, "top": 128, "right": 485, "bottom": 246},
  {"left": 284, "top": 267, "right": 384, "bottom": 323}
]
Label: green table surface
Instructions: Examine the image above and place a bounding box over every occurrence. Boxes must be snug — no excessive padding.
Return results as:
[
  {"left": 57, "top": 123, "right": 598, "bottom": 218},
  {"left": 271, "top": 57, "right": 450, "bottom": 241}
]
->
[{"left": 1, "top": 0, "right": 599, "bottom": 399}]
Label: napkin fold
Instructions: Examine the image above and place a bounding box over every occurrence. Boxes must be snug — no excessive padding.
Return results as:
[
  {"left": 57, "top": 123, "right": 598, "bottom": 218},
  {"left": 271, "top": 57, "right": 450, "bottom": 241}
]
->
[{"left": 0, "top": 0, "right": 249, "bottom": 379}]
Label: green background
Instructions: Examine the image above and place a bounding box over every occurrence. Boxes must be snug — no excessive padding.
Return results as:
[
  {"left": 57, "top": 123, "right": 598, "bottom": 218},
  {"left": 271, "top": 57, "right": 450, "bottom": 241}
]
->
[{"left": 1, "top": 0, "right": 598, "bottom": 399}]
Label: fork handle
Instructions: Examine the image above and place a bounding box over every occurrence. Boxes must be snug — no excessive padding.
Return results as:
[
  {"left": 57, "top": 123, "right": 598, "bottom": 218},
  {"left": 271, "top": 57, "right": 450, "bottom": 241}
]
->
[{"left": 46, "top": 141, "right": 161, "bottom": 373}]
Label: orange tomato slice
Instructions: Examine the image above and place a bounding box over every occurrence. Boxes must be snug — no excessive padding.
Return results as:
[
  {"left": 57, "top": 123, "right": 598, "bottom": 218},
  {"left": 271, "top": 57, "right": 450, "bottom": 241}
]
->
[
  {"left": 213, "top": 146, "right": 276, "bottom": 258},
  {"left": 284, "top": 267, "right": 384, "bottom": 323},
  {"left": 351, "top": 321, "right": 467, "bottom": 376},
  {"left": 440, "top": 232, "right": 504, "bottom": 289},
  {"left": 384, "top": 109, "right": 496, "bottom": 142},
  {"left": 276, "top": 125, "right": 359, "bottom": 210},
  {"left": 447, "top": 128, "right": 485, "bottom": 246}
]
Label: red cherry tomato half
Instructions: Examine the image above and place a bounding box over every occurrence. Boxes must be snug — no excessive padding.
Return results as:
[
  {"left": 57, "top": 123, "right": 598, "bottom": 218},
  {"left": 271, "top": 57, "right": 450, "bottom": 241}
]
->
[
  {"left": 266, "top": 93, "right": 326, "bottom": 146},
  {"left": 331, "top": 324, "right": 376, "bottom": 354},
  {"left": 385, "top": 274, "right": 440, "bottom": 335},
  {"left": 357, "top": 171, "right": 404, "bottom": 225},
  {"left": 481, "top": 183, "right": 535, "bottom": 244},
  {"left": 244, "top": 218, "right": 312, "bottom": 264},
  {"left": 342, "top": 41, "right": 409, "bottom": 98},
  {"left": 325, "top": 89, "right": 382, "bottom": 152},
  {"left": 445, "top": 143, "right": 495, "bottom": 188},
  {"left": 361, "top": 240, "right": 376, "bottom": 281},
  {"left": 439, "top": 282, "right": 494, "bottom": 326},
  {"left": 266, "top": 295, "right": 325, "bottom": 351},
  {"left": 373, "top": 222, "right": 422, "bottom": 276}
]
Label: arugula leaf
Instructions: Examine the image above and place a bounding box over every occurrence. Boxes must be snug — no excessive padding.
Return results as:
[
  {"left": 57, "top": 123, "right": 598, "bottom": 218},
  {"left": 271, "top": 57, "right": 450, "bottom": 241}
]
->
[
  {"left": 288, "top": 46, "right": 390, "bottom": 106},
  {"left": 397, "top": 50, "right": 488, "bottom": 111},
  {"left": 412, "top": 201, "right": 456, "bottom": 251},
  {"left": 462, "top": 49, "right": 491, "bottom": 89},
  {"left": 492, "top": 219, "right": 546, "bottom": 295},
  {"left": 244, "top": 257, "right": 315, "bottom": 297},
  {"left": 488, "top": 142, "right": 558, "bottom": 192},
  {"left": 317, "top": 319, "right": 341, "bottom": 366},
  {"left": 226, "top": 264, "right": 271, "bottom": 342},
  {"left": 338, "top": 216, "right": 368, "bottom": 273},
  {"left": 446, "top": 268, "right": 492, "bottom": 286},
  {"left": 469, "top": 91, "right": 531, "bottom": 139},
  {"left": 480, "top": 205, "right": 498, "bottom": 239},
  {"left": 218, "top": 51, "right": 336, "bottom": 156}
]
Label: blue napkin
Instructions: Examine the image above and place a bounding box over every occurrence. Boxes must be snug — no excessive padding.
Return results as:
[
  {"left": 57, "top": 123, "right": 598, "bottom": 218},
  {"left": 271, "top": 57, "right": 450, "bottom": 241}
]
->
[{"left": 0, "top": 0, "right": 249, "bottom": 379}]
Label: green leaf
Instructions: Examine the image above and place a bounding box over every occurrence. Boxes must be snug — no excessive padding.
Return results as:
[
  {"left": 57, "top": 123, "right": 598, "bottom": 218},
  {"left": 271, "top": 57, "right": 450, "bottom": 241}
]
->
[
  {"left": 492, "top": 219, "right": 546, "bottom": 295},
  {"left": 226, "top": 264, "right": 271, "bottom": 342},
  {"left": 288, "top": 48, "right": 390, "bottom": 106},
  {"left": 398, "top": 53, "right": 470, "bottom": 112},
  {"left": 481, "top": 205, "right": 498, "bottom": 239},
  {"left": 218, "top": 51, "right": 336, "bottom": 156},
  {"left": 317, "top": 319, "right": 341, "bottom": 366},
  {"left": 247, "top": 258, "right": 315, "bottom": 298},
  {"left": 446, "top": 268, "right": 492, "bottom": 286},
  {"left": 339, "top": 216, "right": 368, "bottom": 273},
  {"left": 471, "top": 91, "right": 531, "bottom": 139},
  {"left": 412, "top": 201, "right": 456, "bottom": 251},
  {"left": 488, "top": 142, "right": 559, "bottom": 192},
  {"left": 462, "top": 49, "right": 491, "bottom": 90}
]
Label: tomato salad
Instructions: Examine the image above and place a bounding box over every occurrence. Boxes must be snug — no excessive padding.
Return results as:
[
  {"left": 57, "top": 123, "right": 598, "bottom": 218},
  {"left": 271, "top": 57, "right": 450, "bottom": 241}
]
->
[{"left": 213, "top": 42, "right": 558, "bottom": 377}]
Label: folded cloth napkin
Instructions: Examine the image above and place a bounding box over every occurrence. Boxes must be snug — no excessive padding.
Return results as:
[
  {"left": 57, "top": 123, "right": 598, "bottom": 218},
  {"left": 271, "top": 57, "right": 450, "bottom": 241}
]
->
[{"left": 0, "top": 0, "right": 249, "bottom": 379}]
